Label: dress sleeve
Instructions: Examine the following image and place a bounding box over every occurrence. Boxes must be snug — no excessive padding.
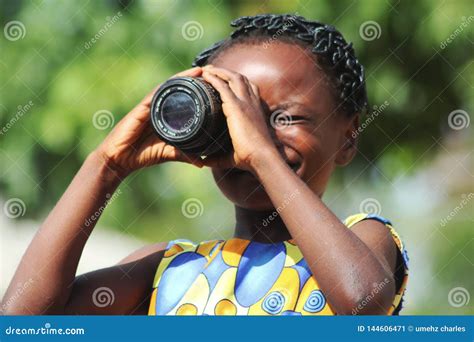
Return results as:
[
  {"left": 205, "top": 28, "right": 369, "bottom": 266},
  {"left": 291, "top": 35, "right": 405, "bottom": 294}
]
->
[{"left": 344, "top": 213, "right": 409, "bottom": 315}]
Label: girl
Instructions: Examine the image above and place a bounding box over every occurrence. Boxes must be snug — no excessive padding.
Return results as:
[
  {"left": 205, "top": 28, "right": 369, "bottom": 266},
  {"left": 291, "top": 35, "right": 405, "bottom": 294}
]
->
[{"left": 3, "top": 14, "right": 408, "bottom": 316}]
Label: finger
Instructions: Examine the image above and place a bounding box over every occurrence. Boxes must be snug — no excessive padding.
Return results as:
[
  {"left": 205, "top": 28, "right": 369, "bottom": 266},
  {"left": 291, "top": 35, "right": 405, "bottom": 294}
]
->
[
  {"left": 131, "top": 123, "right": 157, "bottom": 150},
  {"left": 172, "top": 66, "right": 203, "bottom": 79},
  {"left": 175, "top": 149, "right": 204, "bottom": 168},
  {"left": 203, "top": 65, "right": 250, "bottom": 98},
  {"left": 248, "top": 80, "right": 260, "bottom": 98},
  {"left": 150, "top": 142, "right": 204, "bottom": 168},
  {"left": 201, "top": 154, "right": 235, "bottom": 169},
  {"left": 201, "top": 70, "right": 239, "bottom": 105},
  {"left": 204, "top": 65, "right": 250, "bottom": 98}
]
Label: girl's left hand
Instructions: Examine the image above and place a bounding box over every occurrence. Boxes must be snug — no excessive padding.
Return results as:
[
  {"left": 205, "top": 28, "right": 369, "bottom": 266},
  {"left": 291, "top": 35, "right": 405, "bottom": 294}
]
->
[{"left": 200, "top": 65, "right": 278, "bottom": 172}]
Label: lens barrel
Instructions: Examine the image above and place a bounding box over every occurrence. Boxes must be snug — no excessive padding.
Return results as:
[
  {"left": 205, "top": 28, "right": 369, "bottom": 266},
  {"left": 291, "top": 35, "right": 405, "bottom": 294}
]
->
[{"left": 150, "top": 77, "right": 231, "bottom": 156}]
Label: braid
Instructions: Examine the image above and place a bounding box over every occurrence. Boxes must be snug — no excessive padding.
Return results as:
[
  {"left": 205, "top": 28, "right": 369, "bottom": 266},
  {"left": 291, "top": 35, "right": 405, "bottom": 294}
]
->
[{"left": 192, "top": 14, "right": 368, "bottom": 116}]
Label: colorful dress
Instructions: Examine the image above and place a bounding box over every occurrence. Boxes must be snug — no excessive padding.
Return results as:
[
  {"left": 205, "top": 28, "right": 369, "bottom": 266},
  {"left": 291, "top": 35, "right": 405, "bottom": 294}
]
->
[{"left": 148, "top": 213, "right": 409, "bottom": 315}]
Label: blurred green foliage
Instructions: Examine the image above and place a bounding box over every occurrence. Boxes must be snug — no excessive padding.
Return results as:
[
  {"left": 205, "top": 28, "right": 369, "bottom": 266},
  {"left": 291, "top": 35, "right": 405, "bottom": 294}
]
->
[{"left": 0, "top": 0, "right": 472, "bottom": 314}]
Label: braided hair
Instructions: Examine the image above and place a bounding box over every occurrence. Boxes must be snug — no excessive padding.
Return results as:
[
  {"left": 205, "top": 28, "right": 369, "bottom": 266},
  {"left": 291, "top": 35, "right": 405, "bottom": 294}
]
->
[{"left": 192, "top": 14, "right": 368, "bottom": 117}]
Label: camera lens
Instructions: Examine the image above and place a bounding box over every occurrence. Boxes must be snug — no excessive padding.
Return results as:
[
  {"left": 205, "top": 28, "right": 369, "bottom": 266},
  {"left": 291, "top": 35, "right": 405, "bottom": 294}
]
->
[
  {"left": 150, "top": 77, "right": 231, "bottom": 156},
  {"left": 161, "top": 93, "right": 196, "bottom": 132}
]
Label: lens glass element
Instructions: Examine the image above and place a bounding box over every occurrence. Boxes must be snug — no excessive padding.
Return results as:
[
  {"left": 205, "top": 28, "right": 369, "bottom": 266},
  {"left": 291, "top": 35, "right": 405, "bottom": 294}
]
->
[{"left": 161, "top": 92, "right": 196, "bottom": 132}]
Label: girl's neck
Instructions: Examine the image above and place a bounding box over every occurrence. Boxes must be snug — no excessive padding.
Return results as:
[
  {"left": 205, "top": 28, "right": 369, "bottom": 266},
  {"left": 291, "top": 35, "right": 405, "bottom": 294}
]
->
[{"left": 233, "top": 205, "right": 292, "bottom": 243}]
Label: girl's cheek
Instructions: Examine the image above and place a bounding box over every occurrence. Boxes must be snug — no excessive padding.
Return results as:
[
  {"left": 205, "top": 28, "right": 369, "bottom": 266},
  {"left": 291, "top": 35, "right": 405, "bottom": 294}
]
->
[
  {"left": 297, "top": 131, "right": 322, "bottom": 154},
  {"left": 277, "top": 126, "right": 310, "bottom": 146}
]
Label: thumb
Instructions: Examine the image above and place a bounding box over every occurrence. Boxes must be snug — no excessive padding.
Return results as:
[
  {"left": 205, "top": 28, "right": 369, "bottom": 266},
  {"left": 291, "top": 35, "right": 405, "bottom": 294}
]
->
[
  {"left": 201, "top": 154, "right": 236, "bottom": 169},
  {"left": 175, "top": 149, "right": 205, "bottom": 168}
]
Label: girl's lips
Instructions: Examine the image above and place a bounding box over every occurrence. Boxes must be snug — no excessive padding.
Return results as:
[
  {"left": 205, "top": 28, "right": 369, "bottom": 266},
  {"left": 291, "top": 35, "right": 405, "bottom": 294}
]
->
[
  {"left": 288, "top": 161, "right": 304, "bottom": 177},
  {"left": 288, "top": 161, "right": 301, "bottom": 172}
]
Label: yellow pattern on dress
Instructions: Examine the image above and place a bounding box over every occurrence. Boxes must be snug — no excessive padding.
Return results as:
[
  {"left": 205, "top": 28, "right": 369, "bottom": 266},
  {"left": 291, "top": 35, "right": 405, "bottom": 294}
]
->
[{"left": 148, "top": 213, "right": 408, "bottom": 316}]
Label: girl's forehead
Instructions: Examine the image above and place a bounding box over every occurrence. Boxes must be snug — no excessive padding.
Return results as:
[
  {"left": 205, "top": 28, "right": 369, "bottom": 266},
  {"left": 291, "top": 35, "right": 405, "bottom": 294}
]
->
[{"left": 212, "top": 42, "right": 335, "bottom": 112}]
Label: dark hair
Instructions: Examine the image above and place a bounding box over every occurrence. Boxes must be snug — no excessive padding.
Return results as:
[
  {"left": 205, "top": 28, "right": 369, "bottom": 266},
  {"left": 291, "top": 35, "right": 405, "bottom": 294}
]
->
[{"left": 192, "top": 14, "right": 368, "bottom": 117}]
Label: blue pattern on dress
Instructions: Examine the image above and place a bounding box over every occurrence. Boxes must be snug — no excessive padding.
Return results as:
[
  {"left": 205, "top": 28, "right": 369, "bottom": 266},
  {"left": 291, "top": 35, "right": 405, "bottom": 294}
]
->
[
  {"left": 235, "top": 241, "right": 286, "bottom": 307},
  {"left": 155, "top": 252, "right": 207, "bottom": 315},
  {"left": 291, "top": 258, "right": 312, "bottom": 292},
  {"left": 202, "top": 251, "right": 231, "bottom": 293}
]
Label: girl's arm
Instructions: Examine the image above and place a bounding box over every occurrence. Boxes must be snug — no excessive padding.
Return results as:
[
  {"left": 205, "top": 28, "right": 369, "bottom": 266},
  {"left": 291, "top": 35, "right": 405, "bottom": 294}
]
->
[
  {"left": 2, "top": 152, "right": 165, "bottom": 315},
  {"left": 249, "top": 156, "right": 397, "bottom": 315},
  {"left": 2, "top": 67, "right": 204, "bottom": 315},
  {"left": 200, "top": 65, "right": 398, "bottom": 315},
  {"left": 64, "top": 241, "right": 168, "bottom": 315}
]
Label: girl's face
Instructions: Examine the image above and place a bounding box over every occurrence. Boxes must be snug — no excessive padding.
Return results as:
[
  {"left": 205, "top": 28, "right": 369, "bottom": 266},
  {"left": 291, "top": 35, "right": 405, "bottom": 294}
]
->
[{"left": 211, "top": 42, "right": 358, "bottom": 210}]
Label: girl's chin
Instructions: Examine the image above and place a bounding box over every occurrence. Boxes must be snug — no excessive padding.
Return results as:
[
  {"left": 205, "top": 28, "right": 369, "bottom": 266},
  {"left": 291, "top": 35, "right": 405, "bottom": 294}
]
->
[
  {"left": 219, "top": 174, "right": 273, "bottom": 210},
  {"left": 213, "top": 168, "right": 274, "bottom": 210},
  {"left": 229, "top": 186, "right": 274, "bottom": 210},
  {"left": 236, "top": 196, "right": 274, "bottom": 211}
]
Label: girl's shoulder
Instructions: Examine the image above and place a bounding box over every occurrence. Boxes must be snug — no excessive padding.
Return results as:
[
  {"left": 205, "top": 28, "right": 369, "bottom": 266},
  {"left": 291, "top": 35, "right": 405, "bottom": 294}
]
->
[
  {"left": 344, "top": 212, "right": 409, "bottom": 314},
  {"left": 343, "top": 212, "right": 409, "bottom": 266}
]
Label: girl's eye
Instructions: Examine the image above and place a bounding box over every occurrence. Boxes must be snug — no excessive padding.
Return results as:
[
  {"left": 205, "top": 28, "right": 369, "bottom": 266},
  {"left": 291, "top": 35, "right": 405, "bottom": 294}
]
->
[
  {"left": 269, "top": 110, "right": 310, "bottom": 127},
  {"left": 289, "top": 115, "right": 307, "bottom": 122}
]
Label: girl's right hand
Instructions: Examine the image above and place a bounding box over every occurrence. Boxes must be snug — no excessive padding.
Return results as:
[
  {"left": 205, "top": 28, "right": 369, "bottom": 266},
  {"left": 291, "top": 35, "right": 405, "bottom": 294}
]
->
[{"left": 94, "top": 67, "right": 204, "bottom": 179}]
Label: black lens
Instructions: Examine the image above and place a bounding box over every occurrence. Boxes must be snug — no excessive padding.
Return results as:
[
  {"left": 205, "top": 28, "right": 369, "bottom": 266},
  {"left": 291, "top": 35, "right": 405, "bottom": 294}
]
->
[
  {"left": 161, "top": 92, "right": 196, "bottom": 132},
  {"left": 150, "top": 77, "right": 232, "bottom": 156}
]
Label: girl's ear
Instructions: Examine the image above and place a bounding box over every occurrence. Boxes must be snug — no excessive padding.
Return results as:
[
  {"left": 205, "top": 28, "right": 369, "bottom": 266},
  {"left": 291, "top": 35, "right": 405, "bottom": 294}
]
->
[{"left": 335, "top": 114, "right": 359, "bottom": 166}]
